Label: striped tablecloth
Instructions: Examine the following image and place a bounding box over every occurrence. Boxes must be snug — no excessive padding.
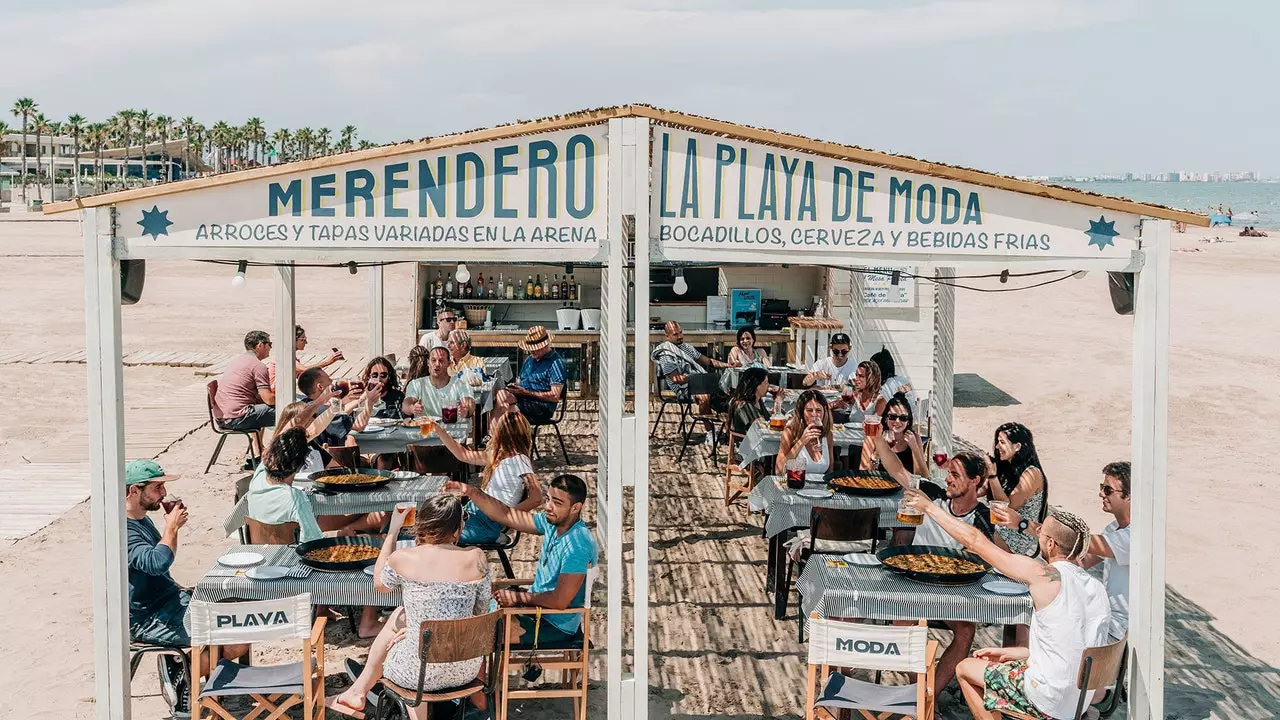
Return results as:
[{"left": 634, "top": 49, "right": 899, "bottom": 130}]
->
[
  {"left": 223, "top": 475, "right": 448, "bottom": 536},
  {"left": 748, "top": 474, "right": 907, "bottom": 537},
  {"left": 352, "top": 420, "right": 472, "bottom": 455},
  {"left": 737, "top": 419, "right": 867, "bottom": 467},
  {"left": 194, "top": 543, "right": 406, "bottom": 607},
  {"left": 797, "top": 557, "right": 1034, "bottom": 626},
  {"left": 483, "top": 356, "right": 513, "bottom": 384}
]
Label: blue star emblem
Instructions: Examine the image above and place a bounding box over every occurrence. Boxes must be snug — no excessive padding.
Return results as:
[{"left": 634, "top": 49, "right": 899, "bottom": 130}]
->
[
  {"left": 1084, "top": 216, "right": 1119, "bottom": 251},
  {"left": 137, "top": 205, "right": 173, "bottom": 240}
]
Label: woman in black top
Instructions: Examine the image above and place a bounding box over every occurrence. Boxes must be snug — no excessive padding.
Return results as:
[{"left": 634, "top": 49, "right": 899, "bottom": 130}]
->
[
  {"left": 361, "top": 356, "right": 407, "bottom": 420},
  {"left": 861, "top": 392, "right": 927, "bottom": 485},
  {"left": 729, "top": 367, "right": 772, "bottom": 435}
]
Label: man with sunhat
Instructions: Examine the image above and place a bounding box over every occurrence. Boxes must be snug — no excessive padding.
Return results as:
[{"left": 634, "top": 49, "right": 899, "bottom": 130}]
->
[
  {"left": 494, "top": 325, "right": 565, "bottom": 423},
  {"left": 125, "top": 460, "right": 248, "bottom": 716}
]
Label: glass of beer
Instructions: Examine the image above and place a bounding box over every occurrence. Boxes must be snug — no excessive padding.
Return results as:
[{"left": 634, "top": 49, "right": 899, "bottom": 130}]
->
[
  {"left": 989, "top": 500, "right": 1010, "bottom": 525},
  {"left": 396, "top": 502, "right": 418, "bottom": 528},
  {"left": 863, "top": 414, "right": 882, "bottom": 439},
  {"left": 768, "top": 415, "right": 786, "bottom": 431},
  {"left": 785, "top": 458, "right": 806, "bottom": 490},
  {"left": 897, "top": 476, "right": 924, "bottom": 525},
  {"left": 418, "top": 418, "right": 436, "bottom": 437}
]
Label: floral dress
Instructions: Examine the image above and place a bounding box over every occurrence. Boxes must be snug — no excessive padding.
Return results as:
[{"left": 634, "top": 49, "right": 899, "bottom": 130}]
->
[
  {"left": 380, "top": 564, "right": 493, "bottom": 691},
  {"left": 995, "top": 466, "right": 1047, "bottom": 556}
]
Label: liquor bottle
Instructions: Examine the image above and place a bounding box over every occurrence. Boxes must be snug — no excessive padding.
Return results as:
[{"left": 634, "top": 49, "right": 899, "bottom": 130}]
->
[
  {"left": 525, "top": 275, "right": 534, "bottom": 299},
  {"left": 569, "top": 275, "right": 578, "bottom": 301},
  {"left": 550, "top": 275, "right": 560, "bottom": 300},
  {"left": 434, "top": 271, "right": 443, "bottom": 298},
  {"left": 516, "top": 282, "right": 525, "bottom": 300},
  {"left": 505, "top": 275, "right": 515, "bottom": 300},
  {"left": 497, "top": 273, "right": 505, "bottom": 299},
  {"left": 559, "top": 275, "right": 568, "bottom": 301},
  {"left": 487, "top": 276, "right": 495, "bottom": 298},
  {"left": 464, "top": 279, "right": 474, "bottom": 298},
  {"left": 475, "top": 273, "right": 484, "bottom": 298},
  {"left": 534, "top": 274, "right": 543, "bottom": 299},
  {"left": 445, "top": 276, "right": 454, "bottom": 298}
]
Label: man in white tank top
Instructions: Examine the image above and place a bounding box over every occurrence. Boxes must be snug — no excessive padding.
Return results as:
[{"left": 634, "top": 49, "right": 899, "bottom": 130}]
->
[{"left": 901, "top": 492, "right": 1111, "bottom": 720}]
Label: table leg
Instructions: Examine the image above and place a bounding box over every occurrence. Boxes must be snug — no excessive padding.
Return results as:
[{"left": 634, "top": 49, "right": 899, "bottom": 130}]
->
[
  {"left": 765, "top": 530, "right": 778, "bottom": 594},
  {"left": 772, "top": 533, "right": 789, "bottom": 620},
  {"left": 1002, "top": 624, "right": 1018, "bottom": 647}
]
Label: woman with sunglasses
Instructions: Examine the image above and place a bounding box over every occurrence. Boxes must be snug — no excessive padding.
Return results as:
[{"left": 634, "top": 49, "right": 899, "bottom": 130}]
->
[
  {"left": 360, "top": 356, "right": 407, "bottom": 420},
  {"left": 860, "top": 392, "right": 927, "bottom": 484}
]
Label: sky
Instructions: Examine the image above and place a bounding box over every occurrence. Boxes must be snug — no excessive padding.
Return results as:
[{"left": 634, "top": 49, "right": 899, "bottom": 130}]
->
[{"left": 2, "top": 0, "right": 1277, "bottom": 176}]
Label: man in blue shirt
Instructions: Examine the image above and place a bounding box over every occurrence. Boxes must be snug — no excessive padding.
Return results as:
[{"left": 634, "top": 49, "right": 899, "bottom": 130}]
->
[
  {"left": 446, "top": 473, "right": 596, "bottom": 644},
  {"left": 494, "top": 325, "right": 565, "bottom": 424}
]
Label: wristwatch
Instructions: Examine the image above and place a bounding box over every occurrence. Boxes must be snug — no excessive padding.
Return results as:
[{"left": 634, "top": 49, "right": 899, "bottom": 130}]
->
[{"left": 1018, "top": 518, "right": 1030, "bottom": 532}]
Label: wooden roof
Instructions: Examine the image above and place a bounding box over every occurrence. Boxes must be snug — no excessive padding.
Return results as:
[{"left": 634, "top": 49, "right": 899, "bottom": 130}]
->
[{"left": 44, "top": 104, "right": 1207, "bottom": 225}]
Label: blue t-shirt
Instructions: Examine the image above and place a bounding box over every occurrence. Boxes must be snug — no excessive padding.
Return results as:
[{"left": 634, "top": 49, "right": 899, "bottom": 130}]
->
[
  {"left": 529, "top": 512, "right": 597, "bottom": 634},
  {"left": 518, "top": 350, "right": 566, "bottom": 412}
]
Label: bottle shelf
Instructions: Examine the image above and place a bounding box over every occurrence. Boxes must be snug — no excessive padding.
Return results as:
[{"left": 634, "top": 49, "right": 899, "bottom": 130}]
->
[{"left": 440, "top": 299, "right": 579, "bottom": 304}]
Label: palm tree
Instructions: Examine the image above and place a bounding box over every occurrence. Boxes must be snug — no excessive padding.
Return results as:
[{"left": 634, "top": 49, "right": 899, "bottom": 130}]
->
[
  {"left": 88, "top": 123, "right": 107, "bottom": 191},
  {"left": 155, "top": 115, "right": 173, "bottom": 182},
  {"left": 30, "top": 112, "right": 49, "bottom": 201},
  {"left": 11, "top": 97, "right": 36, "bottom": 202},
  {"left": 316, "top": 127, "right": 331, "bottom": 156},
  {"left": 294, "top": 127, "right": 314, "bottom": 160},
  {"left": 208, "top": 121, "right": 230, "bottom": 172},
  {"left": 135, "top": 109, "right": 151, "bottom": 182},
  {"left": 179, "top": 116, "right": 198, "bottom": 179},
  {"left": 271, "top": 128, "right": 290, "bottom": 164},
  {"left": 358, "top": 140, "right": 375, "bottom": 150},
  {"left": 243, "top": 117, "right": 265, "bottom": 166},
  {"left": 45, "top": 119, "right": 62, "bottom": 196},
  {"left": 338, "top": 125, "right": 357, "bottom": 153},
  {"left": 0, "top": 120, "right": 10, "bottom": 207},
  {"left": 65, "top": 114, "right": 86, "bottom": 195},
  {"left": 113, "top": 110, "right": 134, "bottom": 188}
]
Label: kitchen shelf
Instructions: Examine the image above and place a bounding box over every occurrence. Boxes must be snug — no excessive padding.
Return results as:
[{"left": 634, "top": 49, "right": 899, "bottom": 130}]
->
[{"left": 442, "top": 299, "right": 580, "bottom": 305}]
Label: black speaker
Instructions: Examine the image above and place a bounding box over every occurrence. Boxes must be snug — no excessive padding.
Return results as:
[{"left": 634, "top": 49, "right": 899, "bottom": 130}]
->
[
  {"left": 121, "top": 259, "right": 145, "bottom": 305},
  {"left": 1107, "top": 271, "right": 1134, "bottom": 315}
]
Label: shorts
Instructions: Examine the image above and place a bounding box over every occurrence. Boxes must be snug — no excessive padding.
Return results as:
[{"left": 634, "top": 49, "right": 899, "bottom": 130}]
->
[
  {"left": 515, "top": 613, "right": 581, "bottom": 648},
  {"left": 131, "top": 589, "right": 192, "bottom": 647},
  {"left": 516, "top": 397, "right": 556, "bottom": 423},
  {"left": 460, "top": 504, "right": 503, "bottom": 545},
  {"left": 983, "top": 660, "right": 1051, "bottom": 719},
  {"left": 219, "top": 404, "right": 276, "bottom": 433}
]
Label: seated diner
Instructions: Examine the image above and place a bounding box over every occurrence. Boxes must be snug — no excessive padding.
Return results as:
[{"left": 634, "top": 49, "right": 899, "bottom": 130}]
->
[
  {"left": 403, "top": 346, "right": 475, "bottom": 420},
  {"left": 727, "top": 325, "right": 770, "bottom": 367},
  {"left": 860, "top": 392, "right": 927, "bottom": 481},
  {"left": 989, "top": 421, "right": 1048, "bottom": 556},
  {"left": 494, "top": 326, "right": 565, "bottom": 423},
  {"left": 774, "top": 389, "right": 834, "bottom": 476}
]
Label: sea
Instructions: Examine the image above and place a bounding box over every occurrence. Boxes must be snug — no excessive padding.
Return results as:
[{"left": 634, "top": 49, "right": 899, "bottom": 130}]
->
[{"left": 1056, "top": 181, "right": 1279, "bottom": 229}]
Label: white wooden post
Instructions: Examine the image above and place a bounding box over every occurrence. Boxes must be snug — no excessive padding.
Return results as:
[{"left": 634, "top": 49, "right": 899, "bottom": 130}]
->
[
  {"left": 83, "top": 205, "right": 130, "bottom": 720},
  {"left": 930, "top": 268, "right": 956, "bottom": 454},
  {"left": 368, "top": 264, "right": 385, "bottom": 357},
  {"left": 629, "top": 116, "right": 652, "bottom": 720},
  {"left": 275, "top": 264, "right": 296, "bottom": 415},
  {"left": 847, "top": 269, "right": 866, "bottom": 362},
  {"left": 1129, "top": 219, "right": 1170, "bottom": 719}
]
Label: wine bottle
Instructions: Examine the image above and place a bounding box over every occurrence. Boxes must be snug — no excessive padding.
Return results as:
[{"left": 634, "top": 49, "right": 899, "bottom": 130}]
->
[
  {"left": 475, "top": 273, "right": 485, "bottom": 299},
  {"left": 534, "top": 274, "right": 543, "bottom": 299},
  {"left": 559, "top": 275, "right": 568, "bottom": 301},
  {"left": 551, "top": 275, "right": 560, "bottom": 300},
  {"left": 569, "top": 275, "right": 578, "bottom": 301},
  {"left": 488, "top": 276, "right": 495, "bottom": 297},
  {"left": 526, "top": 275, "right": 534, "bottom": 299},
  {"left": 497, "top": 273, "right": 505, "bottom": 299}
]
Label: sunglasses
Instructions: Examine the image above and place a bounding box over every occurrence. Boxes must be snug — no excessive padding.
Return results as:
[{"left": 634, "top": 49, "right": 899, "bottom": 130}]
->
[
  {"left": 368, "top": 371, "right": 390, "bottom": 379},
  {"left": 1099, "top": 483, "right": 1124, "bottom": 497},
  {"left": 831, "top": 349, "right": 849, "bottom": 356},
  {"left": 885, "top": 413, "right": 909, "bottom": 422},
  {"left": 440, "top": 316, "right": 457, "bottom": 322}
]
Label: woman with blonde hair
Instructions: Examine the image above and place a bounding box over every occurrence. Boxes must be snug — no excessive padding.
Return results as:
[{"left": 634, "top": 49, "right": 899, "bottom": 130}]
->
[
  {"left": 426, "top": 410, "right": 543, "bottom": 544},
  {"left": 775, "top": 389, "right": 835, "bottom": 476},
  {"left": 848, "top": 359, "right": 886, "bottom": 425}
]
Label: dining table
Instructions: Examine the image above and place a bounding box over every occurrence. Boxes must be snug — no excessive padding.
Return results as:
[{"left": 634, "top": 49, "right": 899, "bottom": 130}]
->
[
  {"left": 736, "top": 415, "right": 866, "bottom": 466},
  {"left": 194, "top": 542, "right": 411, "bottom": 606},
  {"left": 351, "top": 419, "right": 473, "bottom": 456},
  {"left": 223, "top": 474, "right": 448, "bottom": 537}
]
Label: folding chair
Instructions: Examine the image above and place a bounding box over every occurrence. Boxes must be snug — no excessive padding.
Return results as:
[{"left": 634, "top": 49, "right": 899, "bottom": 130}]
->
[
  {"left": 187, "top": 593, "right": 326, "bottom": 720},
  {"left": 995, "top": 635, "right": 1128, "bottom": 720},
  {"left": 679, "top": 371, "right": 724, "bottom": 464},
  {"left": 327, "top": 443, "right": 367, "bottom": 469},
  {"left": 461, "top": 530, "right": 522, "bottom": 579},
  {"left": 496, "top": 567, "right": 596, "bottom": 720},
  {"left": 205, "top": 379, "right": 261, "bottom": 474},
  {"left": 650, "top": 350, "right": 693, "bottom": 435},
  {"left": 529, "top": 391, "right": 569, "bottom": 464},
  {"left": 804, "top": 616, "right": 938, "bottom": 720},
  {"left": 375, "top": 610, "right": 505, "bottom": 720},
  {"left": 723, "top": 426, "right": 757, "bottom": 507},
  {"left": 785, "top": 507, "right": 879, "bottom": 637}
]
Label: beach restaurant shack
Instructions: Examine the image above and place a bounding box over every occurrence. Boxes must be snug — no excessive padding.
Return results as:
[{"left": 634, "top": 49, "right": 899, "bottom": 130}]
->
[{"left": 49, "top": 105, "right": 1203, "bottom": 720}]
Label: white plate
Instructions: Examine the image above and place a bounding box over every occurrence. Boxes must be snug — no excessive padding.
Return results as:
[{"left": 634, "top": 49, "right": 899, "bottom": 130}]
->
[
  {"left": 360, "top": 426, "right": 388, "bottom": 435},
  {"left": 217, "top": 552, "right": 265, "bottom": 568},
  {"left": 363, "top": 566, "right": 376, "bottom": 577},
  {"left": 983, "top": 579, "right": 1030, "bottom": 596},
  {"left": 843, "top": 553, "right": 881, "bottom": 566},
  {"left": 246, "top": 566, "right": 290, "bottom": 581},
  {"left": 796, "top": 488, "right": 833, "bottom": 499},
  {"left": 391, "top": 470, "right": 420, "bottom": 480}
]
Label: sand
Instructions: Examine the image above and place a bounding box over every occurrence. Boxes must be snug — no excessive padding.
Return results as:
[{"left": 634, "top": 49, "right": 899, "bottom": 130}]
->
[{"left": 1, "top": 211, "right": 1276, "bottom": 719}]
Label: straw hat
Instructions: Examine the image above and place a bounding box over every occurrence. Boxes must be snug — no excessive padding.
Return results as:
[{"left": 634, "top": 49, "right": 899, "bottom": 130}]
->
[{"left": 518, "top": 325, "right": 554, "bottom": 352}]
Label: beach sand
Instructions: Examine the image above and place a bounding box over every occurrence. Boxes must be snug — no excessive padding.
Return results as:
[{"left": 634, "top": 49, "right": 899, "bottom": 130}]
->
[{"left": 0, "top": 214, "right": 1276, "bottom": 718}]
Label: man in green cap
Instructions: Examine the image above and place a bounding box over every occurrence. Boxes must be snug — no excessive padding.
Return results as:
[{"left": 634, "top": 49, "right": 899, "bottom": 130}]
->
[{"left": 125, "top": 460, "right": 247, "bottom": 716}]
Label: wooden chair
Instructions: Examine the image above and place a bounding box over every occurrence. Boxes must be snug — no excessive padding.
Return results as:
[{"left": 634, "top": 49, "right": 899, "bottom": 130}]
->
[
  {"left": 205, "top": 379, "right": 261, "bottom": 474},
  {"left": 529, "top": 390, "right": 570, "bottom": 464},
  {"left": 805, "top": 616, "right": 938, "bottom": 720},
  {"left": 326, "top": 443, "right": 366, "bottom": 469},
  {"left": 723, "top": 425, "right": 756, "bottom": 507},
  {"left": 187, "top": 593, "right": 326, "bottom": 720},
  {"left": 375, "top": 610, "right": 505, "bottom": 720},
  {"left": 786, "top": 507, "right": 879, "bottom": 640},
  {"left": 996, "top": 635, "right": 1128, "bottom": 720},
  {"left": 496, "top": 566, "right": 596, "bottom": 720},
  {"left": 245, "top": 518, "right": 299, "bottom": 545},
  {"left": 410, "top": 444, "right": 466, "bottom": 481}
]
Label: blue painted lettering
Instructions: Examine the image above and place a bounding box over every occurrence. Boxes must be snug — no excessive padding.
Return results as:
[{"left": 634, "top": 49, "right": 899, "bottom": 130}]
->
[
  {"left": 383, "top": 162, "right": 409, "bottom": 217},
  {"left": 493, "top": 145, "right": 519, "bottom": 219},
  {"left": 528, "top": 140, "right": 558, "bottom": 219}
]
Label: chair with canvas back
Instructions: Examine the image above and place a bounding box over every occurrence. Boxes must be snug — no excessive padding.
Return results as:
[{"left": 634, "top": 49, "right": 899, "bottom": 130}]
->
[
  {"left": 187, "top": 593, "right": 326, "bottom": 720},
  {"left": 995, "top": 635, "right": 1128, "bottom": 720},
  {"left": 784, "top": 507, "right": 879, "bottom": 637},
  {"left": 495, "top": 566, "right": 596, "bottom": 720},
  {"left": 804, "top": 616, "right": 938, "bottom": 720},
  {"left": 374, "top": 610, "right": 505, "bottom": 720},
  {"left": 205, "top": 379, "right": 262, "bottom": 474},
  {"left": 326, "top": 443, "right": 366, "bottom": 470}
]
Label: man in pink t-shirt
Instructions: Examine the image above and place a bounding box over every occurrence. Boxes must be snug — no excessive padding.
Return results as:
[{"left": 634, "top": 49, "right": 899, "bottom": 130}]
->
[{"left": 214, "top": 330, "right": 276, "bottom": 432}]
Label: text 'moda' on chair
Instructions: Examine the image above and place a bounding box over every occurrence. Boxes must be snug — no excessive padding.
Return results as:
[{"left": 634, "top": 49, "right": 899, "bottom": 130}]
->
[{"left": 805, "top": 616, "right": 938, "bottom": 720}]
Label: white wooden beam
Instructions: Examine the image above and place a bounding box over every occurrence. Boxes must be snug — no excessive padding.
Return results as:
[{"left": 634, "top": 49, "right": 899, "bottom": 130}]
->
[
  {"left": 1129, "top": 220, "right": 1170, "bottom": 719},
  {"left": 275, "top": 265, "right": 296, "bottom": 415},
  {"left": 368, "top": 264, "right": 385, "bottom": 357},
  {"left": 603, "top": 117, "right": 627, "bottom": 720},
  {"left": 931, "top": 268, "right": 956, "bottom": 455},
  {"left": 629, "top": 116, "right": 652, "bottom": 720},
  {"left": 83, "top": 206, "right": 130, "bottom": 720}
]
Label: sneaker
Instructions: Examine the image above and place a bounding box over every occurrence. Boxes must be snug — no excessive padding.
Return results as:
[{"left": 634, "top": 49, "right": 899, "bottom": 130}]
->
[
  {"left": 241, "top": 457, "right": 257, "bottom": 471},
  {"left": 170, "top": 689, "right": 191, "bottom": 719},
  {"left": 344, "top": 658, "right": 365, "bottom": 684},
  {"left": 157, "top": 656, "right": 183, "bottom": 707}
]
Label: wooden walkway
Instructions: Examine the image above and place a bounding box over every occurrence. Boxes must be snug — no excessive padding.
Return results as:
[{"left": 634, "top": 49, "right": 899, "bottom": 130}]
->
[{"left": 0, "top": 349, "right": 376, "bottom": 381}]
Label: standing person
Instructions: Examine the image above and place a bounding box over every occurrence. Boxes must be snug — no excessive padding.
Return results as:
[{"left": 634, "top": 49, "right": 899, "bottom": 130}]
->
[
  {"left": 493, "top": 326, "right": 565, "bottom": 423},
  {"left": 802, "top": 333, "right": 857, "bottom": 388},
  {"left": 125, "top": 460, "right": 249, "bottom": 716},
  {"left": 989, "top": 422, "right": 1048, "bottom": 556},
  {"left": 213, "top": 330, "right": 276, "bottom": 436},
  {"left": 266, "top": 324, "right": 343, "bottom": 394},
  {"left": 900, "top": 490, "right": 1111, "bottom": 720},
  {"left": 444, "top": 474, "right": 598, "bottom": 646},
  {"left": 652, "top": 320, "right": 730, "bottom": 414},
  {"left": 420, "top": 308, "right": 457, "bottom": 350},
  {"left": 727, "top": 325, "right": 770, "bottom": 367},
  {"left": 775, "top": 389, "right": 834, "bottom": 476},
  {"left": 861, "top": 392, "right": 927, "bottom": 480},
  {"left": 427, "top": 410, "right": 544, "bottom": 544},
  {"left": 403, "top": 347, "right": 475, "bottom": 419}
]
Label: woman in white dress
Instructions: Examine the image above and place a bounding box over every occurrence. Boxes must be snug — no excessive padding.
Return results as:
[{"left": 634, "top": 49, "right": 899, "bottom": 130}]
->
[{"left": 330, "top": 495, "right": 493, "bottom": 718}]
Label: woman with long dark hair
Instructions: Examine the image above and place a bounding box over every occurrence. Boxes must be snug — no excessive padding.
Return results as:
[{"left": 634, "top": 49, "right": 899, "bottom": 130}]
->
[
  {"left": 727, "top": 325, "right": 770, "bottom": 367},
  {"left": 729, "top": 366, "right": 775, "bottom": 435},
  {"left": 775, "top": 389, "right": 834, "bottom": 476},
  {"left": 990, "top": 421, "right": 1048, "bottom": 555},
  {"left": 860, "top": 392, "right": 927, "bottom": 484}
]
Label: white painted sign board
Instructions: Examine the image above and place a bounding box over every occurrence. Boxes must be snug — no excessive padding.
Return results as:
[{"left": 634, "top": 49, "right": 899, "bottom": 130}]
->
[{"left": 862, "top": 267, "right": 916, "bottom": 308}]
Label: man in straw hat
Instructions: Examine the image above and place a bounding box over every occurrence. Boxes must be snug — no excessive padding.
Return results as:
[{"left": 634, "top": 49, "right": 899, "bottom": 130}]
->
[{"left": 494, "top": 325, "right": 565, "bottom": 424}]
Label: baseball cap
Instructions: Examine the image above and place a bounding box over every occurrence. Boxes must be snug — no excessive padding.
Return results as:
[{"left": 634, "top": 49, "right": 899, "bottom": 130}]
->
[
  {"left": 830, "top": 332, "right": 851, "bottom": 346},
  {"left": 124, "top": 459, "right": 174, "bottom": 486}
]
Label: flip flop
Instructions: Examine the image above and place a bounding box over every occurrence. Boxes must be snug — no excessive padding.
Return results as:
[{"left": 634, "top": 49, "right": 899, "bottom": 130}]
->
[{"left": 324, "top": 696, "right": 366, "bottom": 719}]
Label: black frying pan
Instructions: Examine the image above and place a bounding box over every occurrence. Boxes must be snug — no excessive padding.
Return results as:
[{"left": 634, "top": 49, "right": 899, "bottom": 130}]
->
[
  {"left": 824, "top": 469, "right": 903, "bottom": 497},
  {"left": 295, "top": 535, "right": 383, "bottom": 571},
  {"left": 305, "top": 468, "right": 393, "bottom": 492},
  {"left": 876, "top": 544, "right": 991, "bottom": 586}
]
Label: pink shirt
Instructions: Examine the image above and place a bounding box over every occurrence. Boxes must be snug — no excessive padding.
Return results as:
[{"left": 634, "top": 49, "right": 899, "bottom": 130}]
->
[{"left": 215, "top": 353, "right": 270, "bottom": 420}]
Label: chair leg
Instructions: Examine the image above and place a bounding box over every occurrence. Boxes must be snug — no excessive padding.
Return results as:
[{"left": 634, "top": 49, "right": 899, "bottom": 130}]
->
[
  {"left": 206, "top": 434, "right": 229, "bottom": 474},
  {"left": 497, "top": 549, "right": 515, "bottom": 579},
  {"left": 530, "top": 425, "right": 541, "bottom": 461},
  {"left": 553, "top": 424, "right": 569, "bottom": 464},
  {"left": 651, "top": 400, "right": 666, "bottom": 434},
  {"left": 676, "top": 405, "right": 693, "bottom": 461},
  {"left": 128, "top": 651, "right": 143, "bottom": 680}
]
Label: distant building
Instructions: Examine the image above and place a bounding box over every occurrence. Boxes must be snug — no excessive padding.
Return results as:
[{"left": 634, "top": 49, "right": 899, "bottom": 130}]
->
[{"left": 1, "top": 133, "right": 197, "bottom": 181}]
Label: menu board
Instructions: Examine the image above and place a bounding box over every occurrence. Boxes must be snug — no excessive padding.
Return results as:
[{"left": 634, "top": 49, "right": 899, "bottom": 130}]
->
[{"left": 862, "top": 267, "right": 916, "bottom": 308}]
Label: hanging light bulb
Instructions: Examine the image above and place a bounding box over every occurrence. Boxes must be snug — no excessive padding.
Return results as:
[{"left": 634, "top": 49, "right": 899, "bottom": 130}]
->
[
  {"left": 348, "top": 261, "right": 358, "bottom": 275},
  {"left": 231, "top": 260, "right": 247, "bottom": 290},
  {"left": 455, "top": 262, "right": 471, "bottom": 284},
  {"left": 999, "top": 269, "right": 1010, "bottom": 284},
  {"left": 673, "top": 267, "right": 688, "bottom": 295}
]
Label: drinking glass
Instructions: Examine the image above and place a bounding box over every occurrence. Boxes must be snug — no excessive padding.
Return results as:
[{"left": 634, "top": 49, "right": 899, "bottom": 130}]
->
[
  {"left": 896, "top": 476, "right": 924, "bottom": 526},
  {"left": 785, "top": 458, "right": 806, "bottom": 489},
  {"left": 989, "top": 500, "right": 1010, "bottom": 526},
  {"left": 161, "top": 495, "right": 183, "bottom": 513},
  {"left": 396, "top": 501, "right": 418, "bottom": 527},
  {"left": 863, "top": 414, "right": 882, "bottom": 439}
]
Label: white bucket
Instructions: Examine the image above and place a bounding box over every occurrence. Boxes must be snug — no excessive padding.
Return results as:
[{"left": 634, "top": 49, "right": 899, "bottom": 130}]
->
[
  {"left": 581, "top": 308, "right": 601, "bottom": 330},
  {"left": 556, "top": 308, "right": 582, "bottom": 331}
]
